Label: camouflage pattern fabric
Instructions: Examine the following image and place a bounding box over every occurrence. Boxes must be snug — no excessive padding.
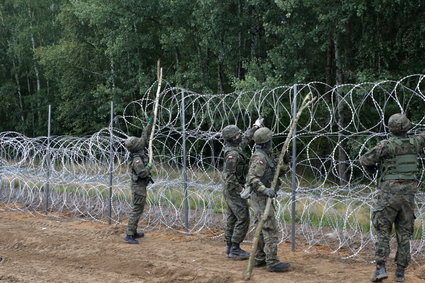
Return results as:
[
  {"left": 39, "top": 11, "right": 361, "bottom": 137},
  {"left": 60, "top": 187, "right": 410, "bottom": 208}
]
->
[
  {"left": 250, "top": 190, "right": 280, "bottom": 266},
  {"left": 372, "top": 188, "right": 415, "bottom": 267},
  {"left": 246, "top": 147, "right": 281, "bottom": 267},
  {"left": 126, "top": 124, "right": 153, "bottom": 236},
  {"left": 125, "top": 124, "right": 153, "bottom": 153},
  {"left": 127, "top": 187, "right": 147, "bottom": 236},
  {"left": 223, "top": 127, "right": 257, "bottom": 245},
  {"left": 360, "top": 132, "right": 425, "bottom": 268},
  {"left": 223, "top": 187, "right": 249, "bottom": 245}
]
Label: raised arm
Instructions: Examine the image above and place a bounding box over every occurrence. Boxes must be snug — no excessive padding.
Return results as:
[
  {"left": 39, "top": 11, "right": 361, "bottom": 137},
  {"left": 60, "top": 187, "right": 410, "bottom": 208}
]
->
[
  {"left": 240, "top": 118, "right": 263, "bottom": 151},
  {"left": 360, "top": 140, "right": 389, "bottom": 173},
  {"left": 140, "top": 118, "right": 153, "bottom": 145}
]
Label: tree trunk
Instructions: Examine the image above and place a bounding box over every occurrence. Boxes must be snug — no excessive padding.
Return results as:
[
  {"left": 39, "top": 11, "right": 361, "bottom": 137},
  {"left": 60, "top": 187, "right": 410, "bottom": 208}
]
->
[
  {"left": 237, "top": 0, "right": 243, "bottom": 79},
  {"left": 209, "top": 139, "right": 216, "bottom": 169},
  {"left": 110, "top": 57, "right": 116, "bottom": 90},
  {"left": 175, "top": 47, "right": 180, "bottom": 71},
  {"left": 27, "top": 76, "right": 36, "bottom": 135},
  {"left": 334, "top": 35, "right": 347, "bottom": 186},
  {"left": 29, "top": 7, "right": 42, "bottom": 130},
  {"left": 13, "top": 60, "right": 25, "bottom": 122},
  {"left": 325, "top": 34, "right": 334, "bottom": 97},
  {"left": 217, "top": 61, "right": 224, "bottom": 93}
]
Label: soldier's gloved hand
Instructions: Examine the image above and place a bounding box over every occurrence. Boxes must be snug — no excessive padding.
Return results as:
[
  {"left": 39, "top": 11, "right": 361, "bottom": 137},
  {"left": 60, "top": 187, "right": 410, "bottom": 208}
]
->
[
  {"left": 253, "top": 117, "right": 264, "bottom": 128},
  {"left": 259, "top": 185, "right": 276, "bottom": 198},
  {"left": 146, "top": 162, "right": 153, "bottom": 169},
  {"left": 240, "top": 186, "right": 251, "bottom": 199},
  {"left": 263, "top": 188, "right": 276, "bottom": 198},
  {"left": 147, "top": 117, "right": 153, "bottom": 125}
]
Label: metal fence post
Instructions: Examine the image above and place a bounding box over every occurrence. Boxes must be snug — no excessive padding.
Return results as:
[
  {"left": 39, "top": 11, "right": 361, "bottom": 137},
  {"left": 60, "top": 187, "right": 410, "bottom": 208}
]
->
[
  {"left": 291, "top": 85, "right": 298, "bottom": 252},
  {"left": 45, "top": 105, "right": 51, "bottom": 212},
  {"left": 108, "top": 101, "right": 114, "bottom": 225},
  {"left": 181, "top": 91, "right": 189, "bottom": 229}
]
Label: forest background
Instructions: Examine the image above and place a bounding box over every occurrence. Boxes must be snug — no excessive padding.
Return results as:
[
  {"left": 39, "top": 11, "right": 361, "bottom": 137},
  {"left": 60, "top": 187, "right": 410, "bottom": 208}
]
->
[{"left": 1, "top": 0, "right": 425, "bottom": 136}]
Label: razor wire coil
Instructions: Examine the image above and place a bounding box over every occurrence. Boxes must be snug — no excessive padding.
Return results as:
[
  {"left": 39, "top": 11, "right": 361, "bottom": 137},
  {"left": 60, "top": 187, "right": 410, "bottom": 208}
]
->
[{"left": 1, "top": 74, "right": 425, "bottom": 260}]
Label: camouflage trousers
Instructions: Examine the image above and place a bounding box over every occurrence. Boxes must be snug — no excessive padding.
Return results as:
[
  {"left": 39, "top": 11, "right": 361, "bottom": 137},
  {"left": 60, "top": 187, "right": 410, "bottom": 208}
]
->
[
  {"left": 251, "top": 191, "right": 280, "bottom": 267},
  {"left": 127, "top": 182, "right": 147, "bottom": 236},
  {"left": 223, "top": 184, "right": 250, "bottom": 245},
  {"left": 372, "top": 183, "right": 416, "bottom": 268}
]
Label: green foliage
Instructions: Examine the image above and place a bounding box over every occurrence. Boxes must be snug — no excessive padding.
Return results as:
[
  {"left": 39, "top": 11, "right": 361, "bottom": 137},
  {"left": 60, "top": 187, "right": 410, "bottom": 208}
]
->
[{"left": 1, "top": 0, "right": 425, "bottom": 135}]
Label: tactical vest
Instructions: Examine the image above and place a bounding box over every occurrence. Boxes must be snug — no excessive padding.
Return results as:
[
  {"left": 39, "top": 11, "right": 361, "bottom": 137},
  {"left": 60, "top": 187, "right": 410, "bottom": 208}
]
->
[
  {"left": 380, "top": 136, "right": 419, "bottom": 181},
  {"left": 255, "top": 148, "right": 276, "bottom": 188},
  {"left": 224, "top": 146, "right": 249, "bottom": 184}
]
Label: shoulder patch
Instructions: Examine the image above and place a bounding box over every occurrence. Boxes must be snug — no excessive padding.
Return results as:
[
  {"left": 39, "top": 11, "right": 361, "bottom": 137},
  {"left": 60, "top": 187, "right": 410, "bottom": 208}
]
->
[
  {"left": 227, "top": 155, "right": 234, "bottom": 159},
  {"left": 135, "top": 159, "right": 141, "bottom": 164},
  {"left": 258, "top": 160, "right": 264, "bottom": 165}
]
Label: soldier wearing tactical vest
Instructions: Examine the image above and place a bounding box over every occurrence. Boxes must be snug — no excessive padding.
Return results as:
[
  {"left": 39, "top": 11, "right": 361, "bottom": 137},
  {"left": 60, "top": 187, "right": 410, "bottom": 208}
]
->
[
  {"left": 123, "top": 118, "right": 154, "bottom": 244},
  {"left": 246, "top": 127, "right": 290, "bottom": 272},
  {"left": 221, "top": 118, "right": 263, "bottom": 259},
  {"left": 361, "top": 113, "right": 425, "bottom": 282}
]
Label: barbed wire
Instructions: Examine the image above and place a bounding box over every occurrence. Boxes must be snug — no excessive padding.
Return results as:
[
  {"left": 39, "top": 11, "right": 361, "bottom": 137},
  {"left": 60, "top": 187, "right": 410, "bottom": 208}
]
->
[{"left": 1, "top": 74, "right": 425, "bottom": 260}]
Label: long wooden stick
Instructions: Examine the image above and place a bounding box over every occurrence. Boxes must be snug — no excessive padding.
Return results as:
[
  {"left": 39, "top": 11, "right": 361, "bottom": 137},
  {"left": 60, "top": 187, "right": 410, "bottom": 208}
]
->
[
  {"left": 244, "top": 93, "right": 316, "bottom": 280},
  {"left": 148, "top": 60, "right": 163, "bottom": 164}
]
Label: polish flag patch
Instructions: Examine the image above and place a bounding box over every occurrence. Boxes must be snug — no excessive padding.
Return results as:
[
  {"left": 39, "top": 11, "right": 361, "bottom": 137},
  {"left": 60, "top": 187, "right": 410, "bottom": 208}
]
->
[
  {"left": 258, "top": 160, "right": 264, "bottom": 165},
  {"left": 227, "top": 156, "right": 234, "bottom": 159},
  {"left": 135, "top": 159, "right": 141, "bottom": 164}
]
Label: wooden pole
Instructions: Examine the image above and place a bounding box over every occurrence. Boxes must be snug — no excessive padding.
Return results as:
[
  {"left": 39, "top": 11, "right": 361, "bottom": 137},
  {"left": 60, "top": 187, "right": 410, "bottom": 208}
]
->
[
  {"left": 244, "top": 93, "right": 316, "bottom": 280},
  {"left": 148, "top": 60, "right": 163, "bottom": 164}
]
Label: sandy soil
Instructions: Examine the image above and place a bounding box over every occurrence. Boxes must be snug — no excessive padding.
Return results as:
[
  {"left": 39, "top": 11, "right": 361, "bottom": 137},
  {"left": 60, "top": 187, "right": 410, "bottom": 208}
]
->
[{"left": 1, "top": 209, "right": 425, "bottom": 283}]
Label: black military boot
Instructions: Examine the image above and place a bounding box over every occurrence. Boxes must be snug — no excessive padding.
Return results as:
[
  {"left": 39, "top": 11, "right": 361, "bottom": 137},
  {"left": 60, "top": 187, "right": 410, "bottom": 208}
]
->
[
  {"left": 134, "top": 232, "right": 144, "bottom": 239},
  {"left": 267, "top": 262, "right": 290, "bottom": 272},
  {"left": 254, "top": 259, "right": 266, "bottom": 267},
  {"left": 395, "top": 267, "right": 405, "bottom": 282},
  {"left": 370, "top": 263, "right": 388, "bottom": 282},
  {"left": 225, "top": 242, "right": 232, "bottom": 258},
  {"left": 124, "top": 234, "right": 139, "bottom": 244},
  {"left": 228, "top": 243, "right": 250, "bottom": 260}
]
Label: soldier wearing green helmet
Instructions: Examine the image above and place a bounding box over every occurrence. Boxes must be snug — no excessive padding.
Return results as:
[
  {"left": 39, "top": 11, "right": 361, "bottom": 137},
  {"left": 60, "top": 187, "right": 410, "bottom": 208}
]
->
[
  {"left": 246, "top": 126, "right": 290, "bottom": 273},
  {"left": 221, "top": 118, "right": 263, "bottom": 260},
  {"left": 123, "top": 117, "right": 154, "bottom": 244},
  {"left": 361, "top": 113, "right": 425, "bottom": 282}
]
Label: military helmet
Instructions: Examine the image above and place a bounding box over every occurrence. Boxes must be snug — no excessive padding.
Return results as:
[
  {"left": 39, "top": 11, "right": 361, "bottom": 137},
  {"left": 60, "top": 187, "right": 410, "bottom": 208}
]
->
[
  {"left": 253, "top": 127, "right": 273, "bottom": 144},
  {"left": 388, "top": 113, "right": 411, "bottom": 135},
  {"left": 222, "top": 125, "right": 241, "bottom": 140}
]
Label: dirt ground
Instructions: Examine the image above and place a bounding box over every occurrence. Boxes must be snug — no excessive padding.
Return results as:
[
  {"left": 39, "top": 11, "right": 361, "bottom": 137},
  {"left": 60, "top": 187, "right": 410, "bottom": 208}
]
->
[{"left": 1, "top": 209, "right": 425, "bottom": 283}]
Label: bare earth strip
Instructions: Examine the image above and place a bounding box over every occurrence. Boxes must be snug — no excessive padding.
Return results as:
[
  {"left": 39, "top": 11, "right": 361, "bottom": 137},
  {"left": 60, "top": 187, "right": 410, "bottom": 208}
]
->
[{"left": 1, "top": 209, "right": 425, "bottom": 283}]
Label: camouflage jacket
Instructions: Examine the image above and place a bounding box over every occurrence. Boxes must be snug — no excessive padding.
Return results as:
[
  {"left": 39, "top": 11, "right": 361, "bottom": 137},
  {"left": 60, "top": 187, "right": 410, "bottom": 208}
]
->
[
  {"left": 223, "top": 127, "right": 257, "bottom": 188},
  {"left": 130, "top": 152, "right": 151, "bottom": 182},
  {"left": 360, "top": 132, "right": 425, "bottom": 192},
  {"left": 129, "top": 123, "right": 153, "bottom": 182},
  {"left": 128, "top": 123, "right": 153, "bottom": 153},
  {"left": 246, "top": 146, "right": 290, "bottom": 191}
]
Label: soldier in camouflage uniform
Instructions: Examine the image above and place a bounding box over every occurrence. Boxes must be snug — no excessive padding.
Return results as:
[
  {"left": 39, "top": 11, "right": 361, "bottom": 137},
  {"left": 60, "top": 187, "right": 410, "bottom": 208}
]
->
[
  {"left": 245, "top": 127, "right": 290, "bottom": 272},
  {"left": 360, "top": 113, "right": 425, "bottom": 282},
  {"left": 222, "top": 118, "right": 263, "bottom": 259},
  {"left": 123, "top": 118, "right": 154, "bottom": 244}
]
